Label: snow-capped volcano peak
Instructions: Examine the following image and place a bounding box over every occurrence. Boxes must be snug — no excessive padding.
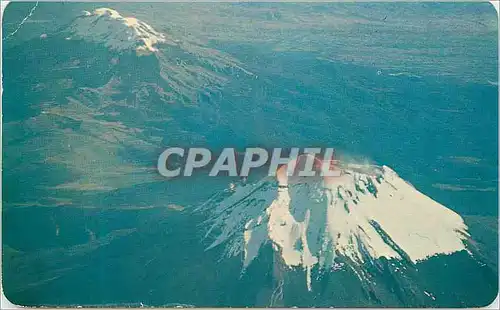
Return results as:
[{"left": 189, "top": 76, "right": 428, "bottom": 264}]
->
[
  {"left": 71, "top": 7, "right": 177, "bottom": 55},
  {"left": 199, "top": 164, "right": 470, "bottom": 291}
]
